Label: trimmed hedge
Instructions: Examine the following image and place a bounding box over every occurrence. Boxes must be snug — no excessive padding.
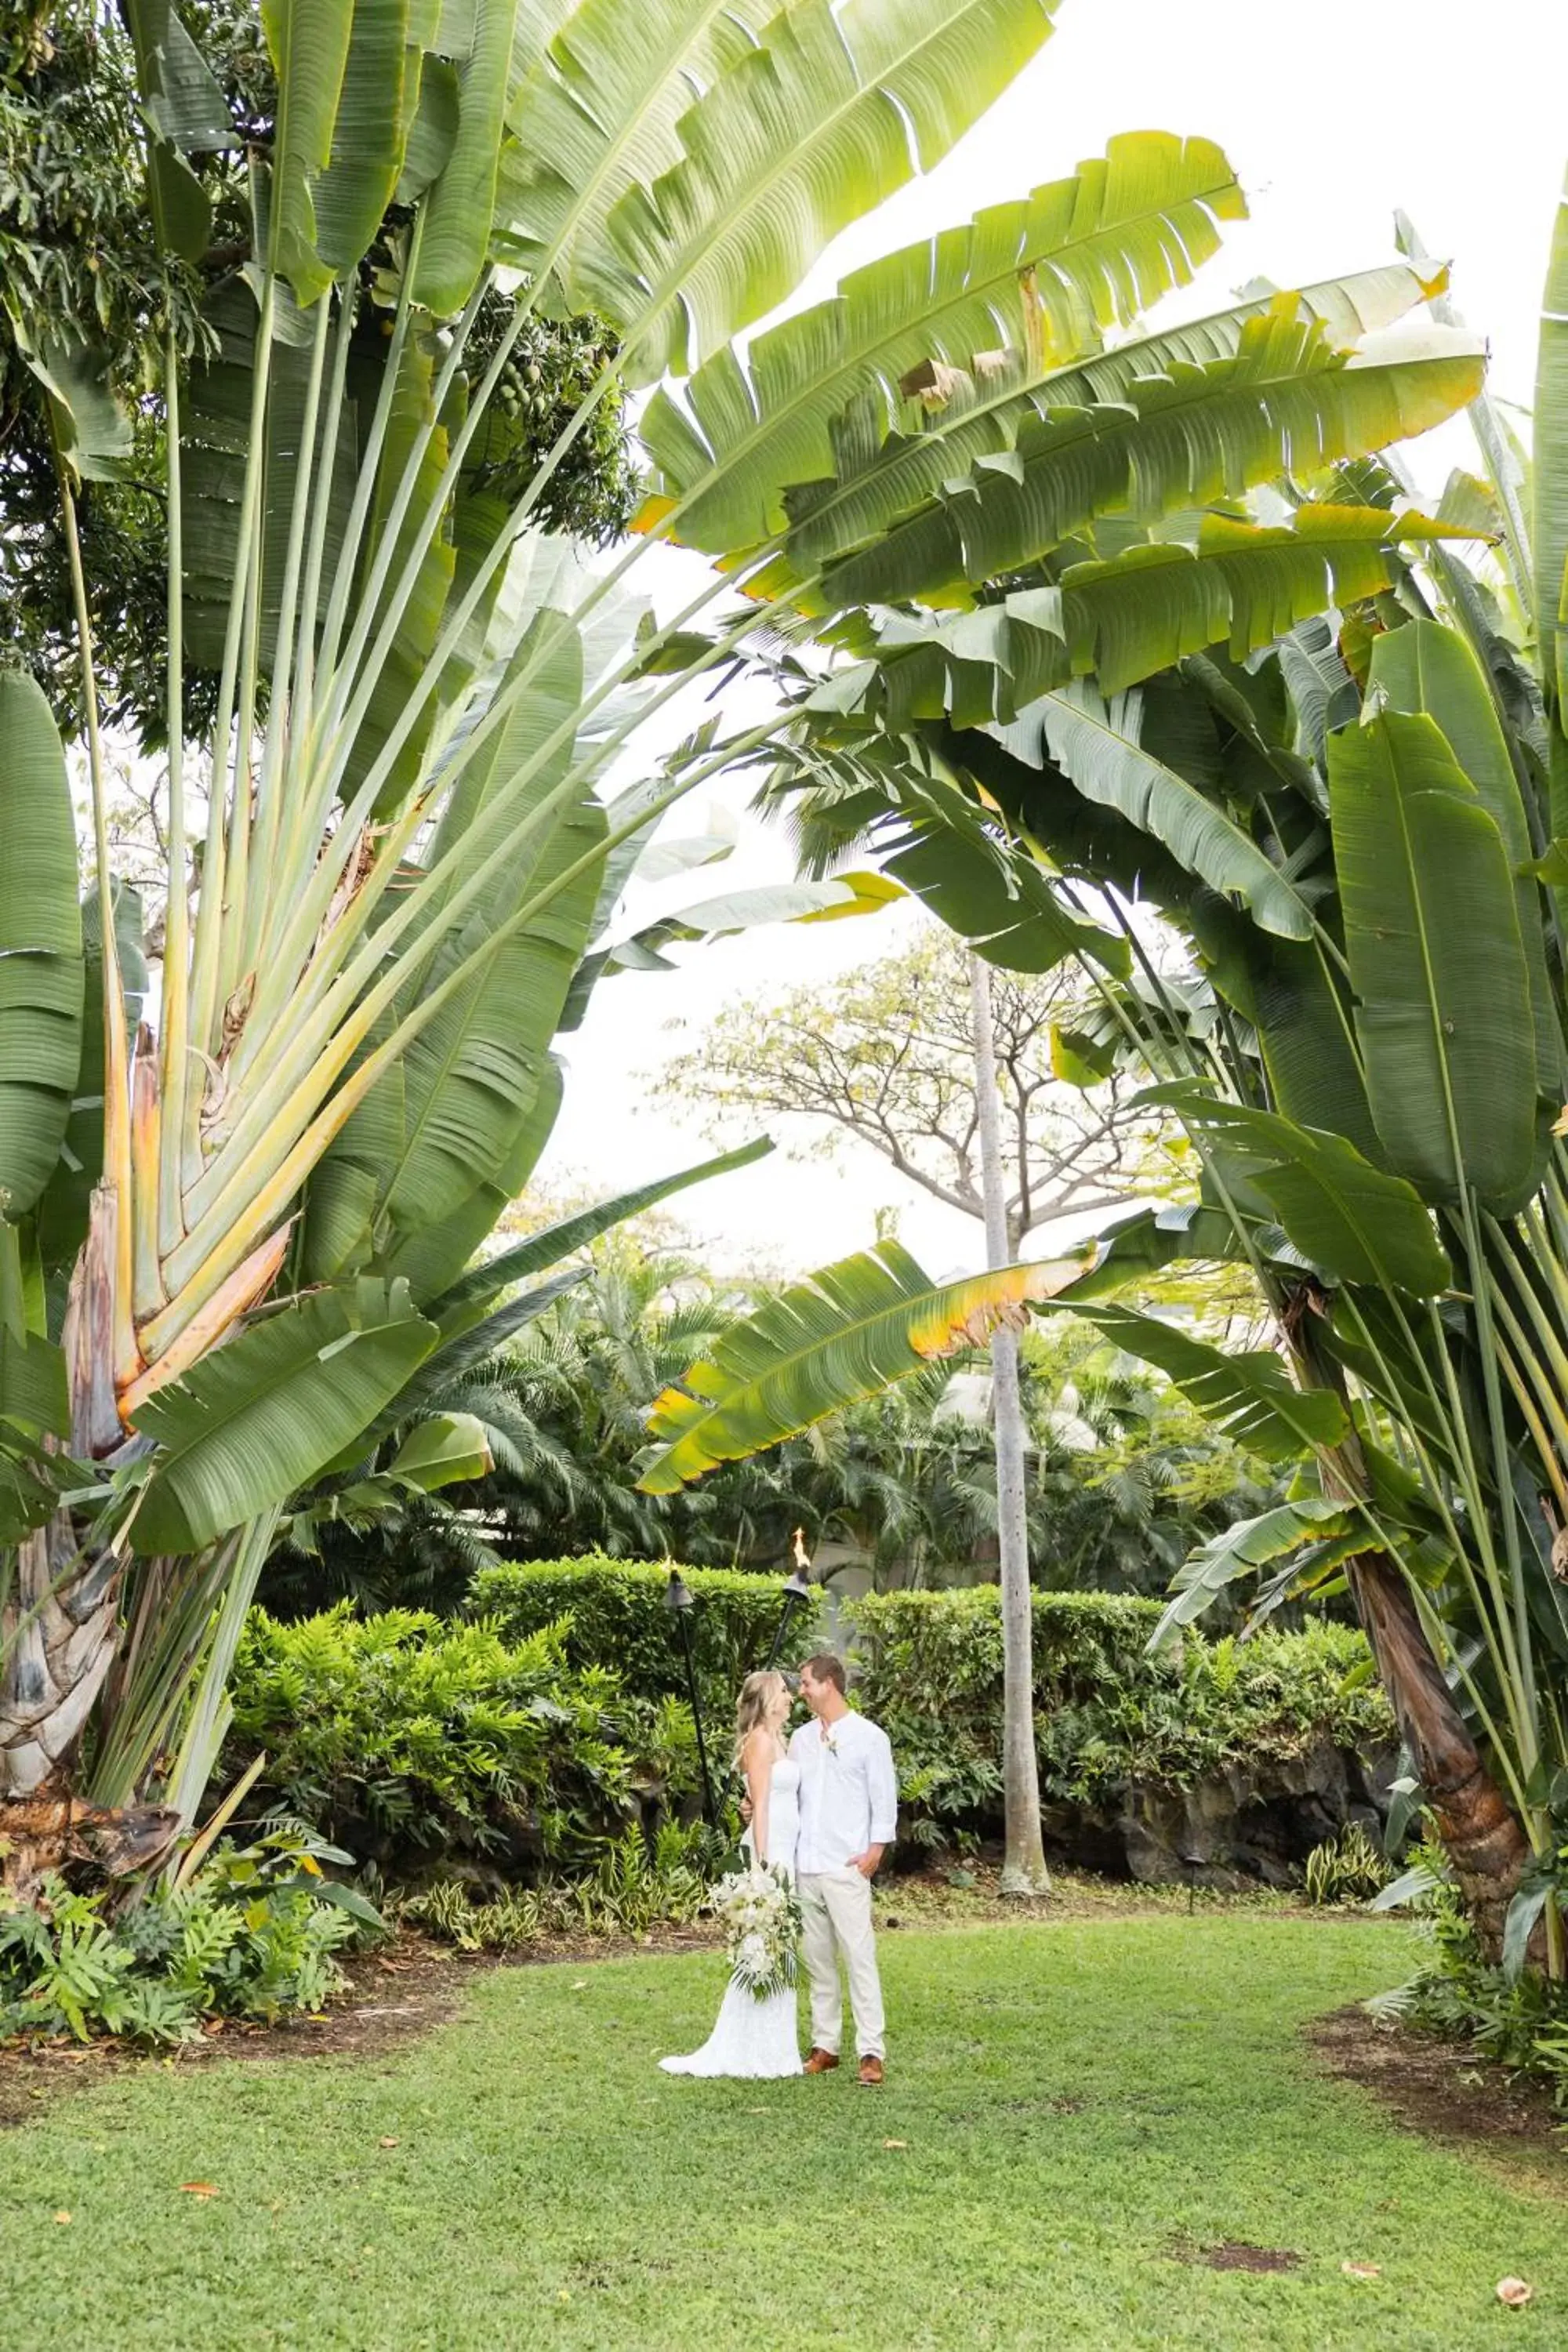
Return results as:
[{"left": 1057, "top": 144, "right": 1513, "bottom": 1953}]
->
[
  {"left": 224, "top": 1578, "right": 1397, "bottom": 1883},
  {"left": 468, "top": 1555, "right": 822, "bottom": 1706},
  {"left": 845, "top": 1588, "right": 1396, "bottom": 1835}
]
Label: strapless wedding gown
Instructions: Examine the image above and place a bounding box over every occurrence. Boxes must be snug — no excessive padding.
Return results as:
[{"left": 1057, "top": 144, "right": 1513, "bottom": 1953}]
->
[{"left": 660, "top": 1756, "right": 803, "bottom": 2079}]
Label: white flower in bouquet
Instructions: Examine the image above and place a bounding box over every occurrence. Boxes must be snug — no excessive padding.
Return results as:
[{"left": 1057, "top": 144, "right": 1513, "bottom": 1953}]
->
[{"left": 710, "top": 1862, "right": 803, "bottom": 2001}]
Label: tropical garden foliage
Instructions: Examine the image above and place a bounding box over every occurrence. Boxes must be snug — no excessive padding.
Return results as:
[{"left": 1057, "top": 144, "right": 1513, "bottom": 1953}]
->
[
  {"left": 261, "top": 1238, "right": 1279, "bottom": 1615},
  {"left": 4, "top": 0, "right": 1116, "bottom": 1903},
  {"left": 632, "top": 155, "right": 1568, "bottom": 1965},
  {"left": 4, "top": 0, "right": 1484, "bottom": 1929}
]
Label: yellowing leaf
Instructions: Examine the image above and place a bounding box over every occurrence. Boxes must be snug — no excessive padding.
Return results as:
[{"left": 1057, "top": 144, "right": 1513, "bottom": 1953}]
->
[{"left": 794, "top": 871, "right": 906, "bottom": 924}]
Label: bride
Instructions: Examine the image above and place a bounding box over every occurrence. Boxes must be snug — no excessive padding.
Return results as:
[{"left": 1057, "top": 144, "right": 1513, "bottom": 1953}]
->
[{"left": 659, "top": 1669, "right": 802, "bottom": 2078}]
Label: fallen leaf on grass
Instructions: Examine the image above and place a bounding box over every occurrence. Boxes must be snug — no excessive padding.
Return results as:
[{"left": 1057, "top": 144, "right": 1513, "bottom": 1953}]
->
[
  {"left": 377, "top": 2136, "right": 399, "bottom": 2150},
  {"left": 1341, "top": 2262, "right": 1381, "bottom": 2281},
  {"left": 53, "top": 2212, "right": 71, "bottom": 2226},
  {"left": 881, "top": 2139, "right": 908, "bottom": 2150},
  {"left": 1497, "top": 2278, "right": 1534, "bottom": 2308},
  {"left": 178, "top": 2183, "right": 220, "bottom": 2199},
  {"left": 570, "top": 1980, "right": 589, "bottom": 1991}
]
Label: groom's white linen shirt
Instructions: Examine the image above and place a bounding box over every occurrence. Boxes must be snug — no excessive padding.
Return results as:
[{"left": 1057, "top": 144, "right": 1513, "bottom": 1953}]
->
[{"left": 789, "top": 1711, "right": 898, "bottom": 1871}]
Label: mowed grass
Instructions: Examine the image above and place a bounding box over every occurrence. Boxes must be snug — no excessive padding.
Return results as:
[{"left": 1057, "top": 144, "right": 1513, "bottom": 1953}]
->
[{"left": 2, "top": 1913, "right": 1564, "bottom": 2350}]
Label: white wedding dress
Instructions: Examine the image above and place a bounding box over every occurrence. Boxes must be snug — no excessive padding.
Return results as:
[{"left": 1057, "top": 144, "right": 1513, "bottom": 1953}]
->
[{"left": 659, "top": 1755, "right": 803, "bottom": 2078}]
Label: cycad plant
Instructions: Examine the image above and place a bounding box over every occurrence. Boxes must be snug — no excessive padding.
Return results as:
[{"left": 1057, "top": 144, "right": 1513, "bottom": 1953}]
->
[
  {"left": 0, "top": 0, "right": 1486, "bottom": 1901},
  {"left": 636, "top": 173, "right": 1568, "bottom": 1962}
]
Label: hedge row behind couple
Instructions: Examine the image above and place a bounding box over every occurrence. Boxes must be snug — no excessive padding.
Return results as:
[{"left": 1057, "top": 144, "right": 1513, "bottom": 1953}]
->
[{"left": 660, "top": 1653, "right": 898, "bottom": 2085}]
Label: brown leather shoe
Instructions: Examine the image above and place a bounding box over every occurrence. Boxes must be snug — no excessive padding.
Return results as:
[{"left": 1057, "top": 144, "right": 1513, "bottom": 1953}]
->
[
  {"left": 803, "top": 2047, "right": 840, "bottom": 2074},
  {"left": 858, "top": 2056, "right": 884, "bottom": 2087}
]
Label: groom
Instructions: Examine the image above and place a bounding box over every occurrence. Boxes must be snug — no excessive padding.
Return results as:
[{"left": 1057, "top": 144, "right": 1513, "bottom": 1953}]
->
[{"left": 790, "top": 1652, "right": 898, "bottom": 2087}]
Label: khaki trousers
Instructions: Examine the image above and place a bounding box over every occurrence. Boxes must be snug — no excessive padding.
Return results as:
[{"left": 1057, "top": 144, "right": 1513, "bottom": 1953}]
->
[{"left": 799, "top": 1867, "right": 885, "bottom": 2060}]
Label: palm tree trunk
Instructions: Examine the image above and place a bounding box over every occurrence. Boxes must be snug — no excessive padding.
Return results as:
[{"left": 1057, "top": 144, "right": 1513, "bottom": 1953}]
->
[
  {"left": 968, "top": 953, "right": 1050, "bottom": 1896},
  {"left": 1289, "top": 1297, "right": 1531, "bottom": 1959},
  {"left": 1347, "top": 1553, "right": 1532, "bottom": 1962}
]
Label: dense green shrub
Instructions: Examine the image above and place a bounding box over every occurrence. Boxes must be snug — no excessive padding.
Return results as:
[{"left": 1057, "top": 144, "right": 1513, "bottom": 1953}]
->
[
  {"left": 468, "top": 1556, "right": 821, "bottom": 1708},
  {"left": 400, "top": 1821, "right": 724, "bottom": 1950},
  {"left": 0, "top": 1826, "right": 361, "bottom": 2045},
  {"left": 228, "top": 1605, "right": 702, "bottom": 1872},
  {"left": 221, "top": 1583, "right": 1394, "bottom": 1891},
  {"left": 846, "top": 1589, "right": 1396, "bottom": 1841}
]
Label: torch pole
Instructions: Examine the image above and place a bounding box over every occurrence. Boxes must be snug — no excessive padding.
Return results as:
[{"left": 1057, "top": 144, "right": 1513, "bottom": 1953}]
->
[{"left": 677, "top": 1608, "right": 717, "bottom": 1828}]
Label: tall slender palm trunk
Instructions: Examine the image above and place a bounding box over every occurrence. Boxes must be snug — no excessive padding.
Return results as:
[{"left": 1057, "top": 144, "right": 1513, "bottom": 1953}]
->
[{"left": 967, "top": 953, "right": 1050, "bottom": 1896}]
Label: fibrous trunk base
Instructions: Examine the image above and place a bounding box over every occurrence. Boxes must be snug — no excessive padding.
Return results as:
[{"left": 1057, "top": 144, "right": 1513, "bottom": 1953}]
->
[{"left": 1349, "top": 1555, "right": 1532, "bottom": 1961}]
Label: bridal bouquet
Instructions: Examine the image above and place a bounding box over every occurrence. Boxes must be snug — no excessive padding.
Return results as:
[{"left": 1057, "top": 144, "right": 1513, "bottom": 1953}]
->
[{"left": 712, "top": 1864, "right": 802, "bottom": 2001}]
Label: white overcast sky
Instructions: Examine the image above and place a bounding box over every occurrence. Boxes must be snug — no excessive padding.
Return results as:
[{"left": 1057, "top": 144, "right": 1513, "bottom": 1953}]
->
[{"left": 548, "top": 0, "right": 1568, "bottom": 1280}]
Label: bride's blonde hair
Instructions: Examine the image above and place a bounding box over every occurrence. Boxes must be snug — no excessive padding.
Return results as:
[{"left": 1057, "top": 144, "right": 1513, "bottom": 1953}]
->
[{"left": 733, "top": 1669, "right": 789, "bottom": 1767}]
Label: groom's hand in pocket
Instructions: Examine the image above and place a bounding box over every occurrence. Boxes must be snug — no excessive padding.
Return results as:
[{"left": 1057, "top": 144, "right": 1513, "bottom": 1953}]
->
[{"left": 848, "top": 1846, "right": 884, "bottom": 1878}]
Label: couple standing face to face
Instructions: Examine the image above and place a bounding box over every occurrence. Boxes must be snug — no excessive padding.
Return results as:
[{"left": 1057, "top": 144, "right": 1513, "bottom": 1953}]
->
[{"left": 743, "top": 1657, "right": 848, "bottom": 1749}]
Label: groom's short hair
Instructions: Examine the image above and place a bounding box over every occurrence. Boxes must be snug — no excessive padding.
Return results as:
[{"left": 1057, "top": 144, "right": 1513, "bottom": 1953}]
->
[{"left": 802, "top": 1651, "right": 846, "bottom": 1693}]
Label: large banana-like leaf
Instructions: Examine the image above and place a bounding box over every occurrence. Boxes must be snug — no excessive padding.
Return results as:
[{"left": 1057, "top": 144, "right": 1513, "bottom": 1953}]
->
[
  {"left": 314, "top": 1263, "right": 589, "bottom": 1474},
  {"left": 804, "top": 311, "right": 1483, "bottom": 602},
  {"left": 409, "top": 0, "right": 517, "bottom": 314},
  {"left": 129, "top": 1277, "right": 439, "bottom": 1553},
  {"left": 341, "top": 323, "right": 461, "bottom": 811},
  {"left": 385, "top": 1408, "right": 493, "bottom": 1490},
  {"left": 640, "top": 132, "right": 1247, "bottom": 554},
  {"left": 122, "top": 0, "right": 232, "bottom": 259},
  {"left": 1031, "top": 684, "right": 1312, "bottom": 941},
  {"left": 0, "top": 1225, "right": 77, "bottom": 1542},
  {"left": 750, "top": 266, "right": 1444, "bottom": 600},
  {"left": 1151, "top": 1088, "right": 1452, "bottom": 1296},
  {"left": 1235, "top": 930, "right": 1382, "bottom": 1167},
  {"left": 377, "top": 1054, "right": 563, "bottom": 1300},
  {"left": 1149, "top": 1495, "right": 1357, "bottom": 1646},
  {"left": 1036, "top": 507, "right": 1479, "bottom": 699},
  {"left": 379, "top": 625, "right": 604, "bottom": 1252},
  {"left": 1368, "top": 619, "right": 1562, "bottom": 1098},
  {"left": 1328, "top": 710, "right": 1541, "bottom": 1215},
  {"left": 497, "top": 0, "right": 779, "bottom": 304},
  {"left": 313, "top": 0, "right": 416, "bottom": 276},
  {"left": 1534, "top": 162, "right": 1568, "bottom": 706},
  {"left": 35, "top": 886, "right": 145, "bottom": 1277},
  {"left": 637, "top": 1240, "right": 1091, "bottom": 1491},
  {"left": 1051, "top": 1200, "right": 1250, "bottom": 1304},
  {"left": 261, "top": 0, "right": 356, "bottom": 304},
  {"left": 0, "top": 673, "right": 85, "bottom": 1219},
  {"left": 873, "top": 764, "right": 1128, "bottom": 977},
  {"left": 825, "top": 506, "right": 1479, "bottom": 724},
  {"left": 1068, "top": 1302, "right": 1348, "bottom": 1460},
  {"left": 524, "top": 0, "right": 1062, "bottom": 381}
]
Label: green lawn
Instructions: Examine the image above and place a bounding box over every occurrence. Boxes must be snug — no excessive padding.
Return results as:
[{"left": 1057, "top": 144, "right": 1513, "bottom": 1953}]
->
[{"left": 2, "top": 1912, "right": 1564, "bottom": 2349}]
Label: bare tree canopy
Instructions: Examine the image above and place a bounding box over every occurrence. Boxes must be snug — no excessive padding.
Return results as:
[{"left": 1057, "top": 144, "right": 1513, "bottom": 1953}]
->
[{"left": 657, "top": 928, "right": 1188, "bottom": 1254}]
